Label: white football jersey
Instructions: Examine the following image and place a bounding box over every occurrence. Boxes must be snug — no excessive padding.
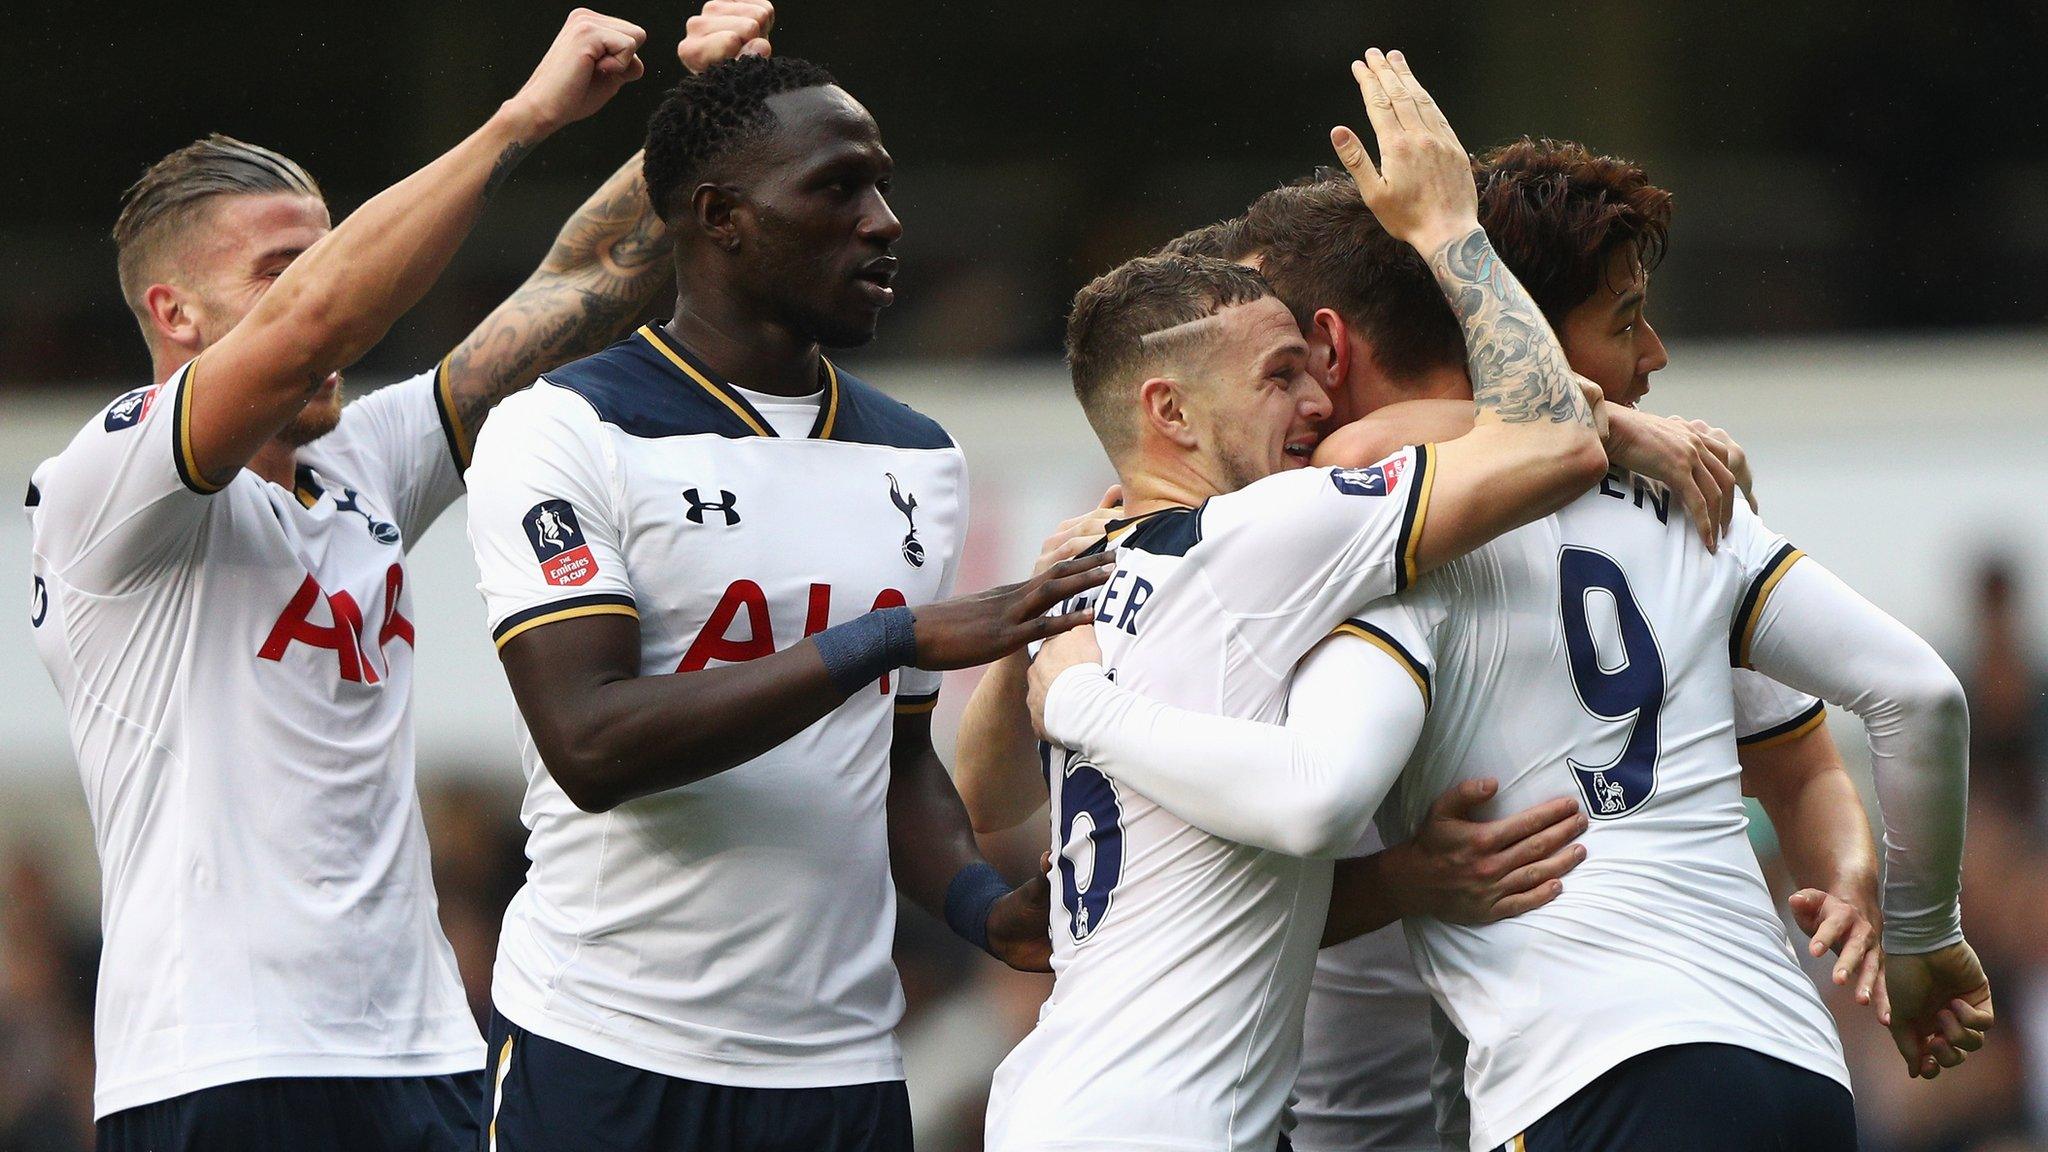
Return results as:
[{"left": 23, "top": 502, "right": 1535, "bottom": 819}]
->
[
  {"left": 466, "top": 325, "right": 963, "bottom": 1088},
  {"left": 986, "top": 447, "right": 1436, "bottom": 1152},
  {"left": 1291, "top": 672, "right": 1823, "bottom": 1152},
  {"left": 26, "top": 362, "right": 483, "bottom": 1117},
  {"left": 1348, "top": 468, "right": 1849, "bottom": 1151}
]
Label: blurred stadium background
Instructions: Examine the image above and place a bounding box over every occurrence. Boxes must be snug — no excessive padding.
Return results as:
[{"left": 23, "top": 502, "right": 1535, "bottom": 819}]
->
[{"left": 3, "top": 3, "right": 2045, "bottom": 1149}]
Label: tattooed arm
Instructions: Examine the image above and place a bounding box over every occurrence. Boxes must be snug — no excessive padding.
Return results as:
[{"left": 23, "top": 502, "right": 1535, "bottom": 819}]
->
[
  {"left": 1319, "top": 48, "right": 1607, "bottom": 575},
  {"left": 439, "top": 151, "right": 671, "bottom": 462}
]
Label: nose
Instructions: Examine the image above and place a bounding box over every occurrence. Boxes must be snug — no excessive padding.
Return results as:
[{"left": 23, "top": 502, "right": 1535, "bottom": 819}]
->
[
  {"left": 1300, "top": 379, "right": 1333, "bottom": 424},
  {"left": 1640, "top": 320, "right": 1669, "bottom": 374},
  {"left": 861, "top": 191, "right": 903, "bottom": 245}
]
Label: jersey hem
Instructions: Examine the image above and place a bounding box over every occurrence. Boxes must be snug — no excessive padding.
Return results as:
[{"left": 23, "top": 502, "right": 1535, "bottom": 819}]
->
[
  {"left": 1465, "top": 1023, "right": 1850, "bottom": 1151},
  {"left": 493, "top": 994, "right": 905, "bottom": 1090},
  {"left": 93, "top": 1043, "right": 487, "bottom": 1119}
]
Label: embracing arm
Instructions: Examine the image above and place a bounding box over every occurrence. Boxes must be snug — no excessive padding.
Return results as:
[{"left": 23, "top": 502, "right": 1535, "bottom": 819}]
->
[
  {"left": 1035, "top": 633, "right": 1419, "bottom": 859},
  {"left": 189, "top": 12, "right": 646, "bottom": 487},
  {"left": 1323, "top": 51, "right": 1606, "bottom": 575},
  {"left": 441, "top": 153, "right": 671, "bottom": 454}
]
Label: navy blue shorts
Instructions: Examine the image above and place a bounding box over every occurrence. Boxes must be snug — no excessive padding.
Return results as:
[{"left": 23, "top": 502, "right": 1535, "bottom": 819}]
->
[
  {"left": 1497, "top": 1042, "right": 1856, "bottom": 1151},
  {"left": 483, "top": 1009, "right": 913, "bottom": 1152},
  {"left": 96, "top": 1071, "right": 484, "bottom": 1152}
]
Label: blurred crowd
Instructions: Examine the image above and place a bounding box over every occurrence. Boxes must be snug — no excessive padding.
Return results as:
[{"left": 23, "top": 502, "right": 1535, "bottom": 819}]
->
[{"left": 1, "top": 557, "right": 2044, "bottom": 1152}]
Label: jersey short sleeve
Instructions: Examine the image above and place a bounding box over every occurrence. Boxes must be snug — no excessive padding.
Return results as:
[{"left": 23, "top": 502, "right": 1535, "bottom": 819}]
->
[
  {"left": 1725, "top": 502, "right": 1807, "bottom": 671},
  {"left": 1331, "top": 585, "right": 1443, "bottom": 714},
  {"left": 1732, "top": 669, "right": 1826, "bottom": 751},
  {"left": 466, "top": 384, "right": 638, "bottom": 649},
  {"left": 1198, "top": 445, "right": 1435, "bottom": 667},
  {"left": 31, "top": 361, "right": 213, "bottom": 595},
  {"left": 895, "top": 471, "right": 966, "bottom": 714},
  {"left": 308, "top": 367, "right": 467, "bottom": 547}
]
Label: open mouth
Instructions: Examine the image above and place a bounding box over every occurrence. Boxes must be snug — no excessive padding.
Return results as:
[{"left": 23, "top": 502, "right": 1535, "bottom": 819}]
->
[
  {"left": 853, "top": 256, "right": 898, "bottom": 306},
  {"left": 1283, "top": 436, "right": 1318, "bottom": 463}
]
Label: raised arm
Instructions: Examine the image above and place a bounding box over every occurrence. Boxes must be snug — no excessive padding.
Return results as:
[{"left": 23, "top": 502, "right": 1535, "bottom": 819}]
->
[
  {"left": 439, "top": 152, "right": 669, "bottom": 459},
  {"left": 1321, "top": 397, "right": 1743, "bottom": 550},
  {"left": 188, "top": 10, "right": 646, "bottom": 488},
  {"left": 441, "top": 1, "right": 785, "bottom": 458},
  {"left": 1741, "top": 555, "right": 1989, "bottom": 1078},
  {"left": 1324, "top": 49, "right": 1606, "bottom": 574}
]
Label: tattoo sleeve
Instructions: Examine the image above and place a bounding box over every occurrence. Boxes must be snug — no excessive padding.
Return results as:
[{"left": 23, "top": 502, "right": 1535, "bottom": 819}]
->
[
  {"left": 444, "top": 151, "right": 671, "bottom": 446},
  {"left": 1427, "top": 227, "right": 1595, "bottom": 429}
]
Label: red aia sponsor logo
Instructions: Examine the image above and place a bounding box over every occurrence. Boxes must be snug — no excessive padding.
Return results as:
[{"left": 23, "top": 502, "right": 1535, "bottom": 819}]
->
[
  {"left": 257, "top": 563, "right": 415, "bottom": 684},
  {"left": 679, "top": 580, "right": 906, "bottom": 693}
]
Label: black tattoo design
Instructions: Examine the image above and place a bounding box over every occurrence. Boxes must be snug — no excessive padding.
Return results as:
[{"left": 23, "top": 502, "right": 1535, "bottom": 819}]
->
[
  {"left": 482, "top": 140, "right": 532, "bottom": 201},
  {"left": 446, "top": 158, "right": 672, "bottom": 441},
  {"left": 1429, "top": 228, "right": 1595, "bottom": 428}
]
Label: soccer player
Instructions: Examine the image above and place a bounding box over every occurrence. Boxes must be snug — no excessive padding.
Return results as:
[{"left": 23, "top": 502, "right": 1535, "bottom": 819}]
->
[
  {"left": 1256, "top": 139, "right": 1888, "bottom": 1152},
  {"left": 26, "top": 11, "right": 659, "bottom": 1150},
  {"left": 1026, "top": 54, "right": 1990, "bottom": 1152},
  {"left": 462, "top": 52, "right": 1111, "bottom": 1151},
  {"left": 976, "top": 50, "right": 1764, "bottom": 1152}
]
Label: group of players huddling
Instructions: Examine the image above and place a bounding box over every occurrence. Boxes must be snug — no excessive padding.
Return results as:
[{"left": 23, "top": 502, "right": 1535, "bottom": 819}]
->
[{"left": 23, "top": 3, "right": 1993, "bottom": 1150}]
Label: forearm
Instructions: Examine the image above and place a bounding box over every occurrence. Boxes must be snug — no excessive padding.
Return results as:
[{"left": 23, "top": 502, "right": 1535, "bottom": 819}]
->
[
  {"left": 1324, "top": 851, "right": 1408, "bottom": 946},
  {"left": 517, "top": 640, "right": 857, "bottom": 810},
  {"left": 1428, "top": 228, "right": 1596, "bottom": 436},
  {"left": 954, "top": 652, "right": 1046, "bottom": 834},
  {"left": 445, "top": 151, "right": 672, "bottom": 439},
  {"left": 1409, "top": 229, "right": 1607, "bottom": 571},
  {"left": 890, "top": 743, "right": 991, "bottom": 917},
  {"left": 1746, "top": 733, "right": 1880, "bottom": 916},
  {"left": 1745, "top": 560, "right": 1969, "bottom": 953},
  {"left": 1042, "top": 649, "right": 1418, "bottom": 859},
  {"left": 250, "top": 104, "right": 549, "bottom": 381}
]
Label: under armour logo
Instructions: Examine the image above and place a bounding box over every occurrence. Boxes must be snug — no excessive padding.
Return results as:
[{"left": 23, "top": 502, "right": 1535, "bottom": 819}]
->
[
  {"left": 887, "top": 473, "right": 924, "bottom": 567},
  {"left": 684, "top": 488, "right": 741, "bottom": 526},
  {"left": 334, "top": 487, "right": 402, "bottom": 545}
]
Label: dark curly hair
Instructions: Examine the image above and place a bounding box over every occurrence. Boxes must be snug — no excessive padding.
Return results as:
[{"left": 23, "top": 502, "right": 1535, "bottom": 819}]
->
[
  {"left": 1476, "top": 138, "right": 1674, "bottom": 325},
  {"left": 644, "top": 54, "right": 837, "bottom": 222}
]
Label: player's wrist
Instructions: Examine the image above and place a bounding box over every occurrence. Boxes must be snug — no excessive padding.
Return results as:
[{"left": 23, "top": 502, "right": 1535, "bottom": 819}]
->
[
  {"left": 491, "top": 96, "right": 561, "bottom": 143},
  {"left": 944, "top": 861, "right": 1013, "bottom": 956},
  {"left": 1040, "top": 661, "right": 1108, "bottom": 747},
  {"left": 813, "top": 606, "right": 919, "bottom": 695},
  {"left": 1413, "top": 220, "right": 1484, "bottom": 265}
]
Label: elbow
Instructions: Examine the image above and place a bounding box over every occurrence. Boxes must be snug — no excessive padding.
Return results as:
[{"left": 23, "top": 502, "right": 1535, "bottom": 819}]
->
[
  {"left": 1275, "top": 789, "right": 1375, "bottom": 859},
  {"left": 539, "top": 737, "right": 630, "bottom": 814},
  {"left": 1898, "top": 658, "right": 1971, "bottom": 748}
]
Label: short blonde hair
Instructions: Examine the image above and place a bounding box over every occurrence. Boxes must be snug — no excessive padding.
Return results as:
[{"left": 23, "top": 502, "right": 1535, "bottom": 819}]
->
[{"left": 112, "top": 134, "right": 322, "bottom": 321}]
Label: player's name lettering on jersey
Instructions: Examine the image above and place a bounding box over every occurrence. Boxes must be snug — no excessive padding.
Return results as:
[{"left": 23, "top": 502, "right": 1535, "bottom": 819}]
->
[
  {"left": 1598, "top": 468, "right": 1671, "bottom": 524},
  {"left": 258, "top": 563, "right": 415, "bottom": 685},
  {"left": 681, "top": 579, "right": 910, "bottom": 693},
  {"left": 1093, "top": 568, "right": 1155, "bottom": 637}
]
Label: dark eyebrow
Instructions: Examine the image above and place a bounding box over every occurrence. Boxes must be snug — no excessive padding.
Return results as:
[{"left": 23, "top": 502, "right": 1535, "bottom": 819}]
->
[{"left": 1611, "top": 289, "right": 1646, "bottom": 316}]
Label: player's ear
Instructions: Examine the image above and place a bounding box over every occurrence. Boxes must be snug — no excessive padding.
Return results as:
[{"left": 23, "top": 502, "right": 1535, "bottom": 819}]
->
[
  {"left": 1138, "top": 376, "right": 1199, "bottom": 450},
  {"left": 692, "top": 182, "right": 744, "bottom": 251},
  {"left": 143, "top": 283, "right": 203, "bottom": 355},
  {"left": 1311, "top": 307, "right": 1351, "bottom": 397}
]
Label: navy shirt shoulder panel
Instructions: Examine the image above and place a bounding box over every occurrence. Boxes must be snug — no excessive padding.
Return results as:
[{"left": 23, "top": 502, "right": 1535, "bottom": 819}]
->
[
  {"left": 828, "top": 368, "right": 955, "bottom": 450},
  {"left": 542, "top": 338, "right": 761, "bottom": 440}
]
